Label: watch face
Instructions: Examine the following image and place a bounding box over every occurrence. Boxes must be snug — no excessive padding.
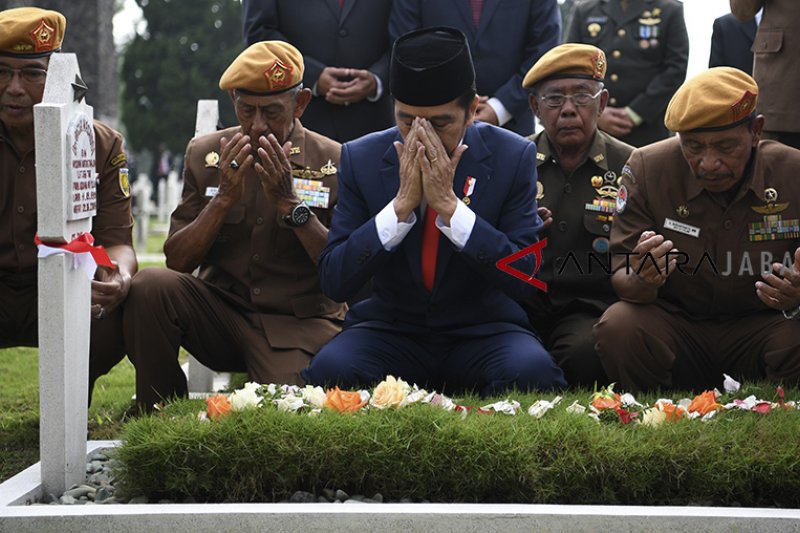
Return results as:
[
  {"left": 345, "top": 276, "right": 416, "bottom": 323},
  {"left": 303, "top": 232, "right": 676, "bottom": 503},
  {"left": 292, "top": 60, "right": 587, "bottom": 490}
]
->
[{"left": 291, "top": 204, "right": 311, "bottom": 226}]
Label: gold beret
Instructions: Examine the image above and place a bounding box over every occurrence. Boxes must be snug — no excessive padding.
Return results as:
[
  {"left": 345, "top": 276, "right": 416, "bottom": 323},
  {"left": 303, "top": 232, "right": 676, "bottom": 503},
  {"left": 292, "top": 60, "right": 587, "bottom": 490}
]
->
[
  {"left": 665, "top": 67, "right": 759, "bottom": 132},
  {"left": 219, "top": 41, "right": 304, "bottom": 95},
  {"left": 0, "top": 7, "right": 66, "bottom": 57},
  {"left": 522, "top": 43, "right": 606, "bottom": 89}
]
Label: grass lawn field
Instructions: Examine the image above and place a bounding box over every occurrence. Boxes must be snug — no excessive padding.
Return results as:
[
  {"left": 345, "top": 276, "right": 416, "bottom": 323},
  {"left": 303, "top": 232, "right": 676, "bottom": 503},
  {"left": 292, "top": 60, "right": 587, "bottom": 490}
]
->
[{"left": 0, "top": 347, "right": 136, "bottom": 483}]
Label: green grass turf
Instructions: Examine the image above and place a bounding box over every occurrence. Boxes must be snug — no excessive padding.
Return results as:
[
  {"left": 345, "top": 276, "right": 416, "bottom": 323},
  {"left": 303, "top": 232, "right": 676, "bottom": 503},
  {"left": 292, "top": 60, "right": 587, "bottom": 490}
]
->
[{"left": 113, "top": 384, "right": 800, "bottom": 506}]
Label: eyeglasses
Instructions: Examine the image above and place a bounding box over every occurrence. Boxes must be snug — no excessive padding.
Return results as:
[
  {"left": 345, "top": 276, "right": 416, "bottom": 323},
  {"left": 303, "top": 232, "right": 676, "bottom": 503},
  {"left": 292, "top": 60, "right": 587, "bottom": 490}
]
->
[
  {"left": 538, "top": 89, "right": 603, "bottom": 108},
  {"left": 0, "top": 66, "right": 48, "bottom": 84}
]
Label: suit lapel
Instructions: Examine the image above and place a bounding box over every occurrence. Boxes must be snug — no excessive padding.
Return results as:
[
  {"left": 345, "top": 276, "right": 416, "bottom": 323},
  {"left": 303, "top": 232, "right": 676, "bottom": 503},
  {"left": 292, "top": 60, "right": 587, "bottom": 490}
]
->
[
  {"left": 340, "top": 0, "right": 356, "bottom": 25},
  {"left": 475, "top": 0, "right": 501, "bottom": 45},
  {"left": 323, "top": 0, "right": 340, "bottom": 21},
  {"left": 454, "top": 0, "right": 476, "bottom": 38},
  {"left": 606, "top": 0, "right": 648, "bottom": 27}
]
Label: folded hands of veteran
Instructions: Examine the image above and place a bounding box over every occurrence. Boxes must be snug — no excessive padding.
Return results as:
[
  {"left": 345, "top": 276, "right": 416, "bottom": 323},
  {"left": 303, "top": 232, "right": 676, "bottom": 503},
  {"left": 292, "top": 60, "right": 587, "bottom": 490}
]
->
[
  {"left": 756, "top": 248, "right": 800, "bottom": 312},
  {"left": 392, "top": 117, "right": 467, "bottom": 226},
  {"left": 255, "top": 133, "right": 302, "bottom": 213}
]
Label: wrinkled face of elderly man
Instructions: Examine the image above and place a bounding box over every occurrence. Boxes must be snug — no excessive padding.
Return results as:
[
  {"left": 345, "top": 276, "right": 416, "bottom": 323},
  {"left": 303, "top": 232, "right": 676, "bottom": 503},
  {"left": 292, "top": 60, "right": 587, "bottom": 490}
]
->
[
  {"left": 678, "top": 115, "right": 764, "bottom": 194},
  {"left": 530, "top": 78, "right": 608, "bottom": 151}
]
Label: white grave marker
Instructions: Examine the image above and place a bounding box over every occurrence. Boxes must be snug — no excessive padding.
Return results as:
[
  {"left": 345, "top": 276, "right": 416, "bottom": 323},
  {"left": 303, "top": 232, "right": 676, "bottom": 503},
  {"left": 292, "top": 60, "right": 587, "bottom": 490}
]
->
[
  {"left": 34, "top": 53, "right": 94, "bottom": 496},
  {"left": 187, "top": 100, "right": 220, "bottom": 394}
]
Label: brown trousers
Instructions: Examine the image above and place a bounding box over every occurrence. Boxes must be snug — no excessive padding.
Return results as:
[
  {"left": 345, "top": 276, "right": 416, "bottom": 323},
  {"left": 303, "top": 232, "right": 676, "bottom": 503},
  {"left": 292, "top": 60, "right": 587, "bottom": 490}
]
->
[
  {"left": 0, "top": 280, "right": 126, "bottom": 402},
  {"left": 122, "top": 268, "right": 311, "bottom": 409},
  {"left": 593, "top": 301, "right": 800, "bottom": 392}
]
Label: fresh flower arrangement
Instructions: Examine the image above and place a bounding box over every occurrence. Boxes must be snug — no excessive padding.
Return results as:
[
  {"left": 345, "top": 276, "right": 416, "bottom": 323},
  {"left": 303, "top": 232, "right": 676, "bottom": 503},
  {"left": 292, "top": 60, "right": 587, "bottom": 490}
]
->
[{"left": 200, "top": 373, "right": 797, "bottom": 426}]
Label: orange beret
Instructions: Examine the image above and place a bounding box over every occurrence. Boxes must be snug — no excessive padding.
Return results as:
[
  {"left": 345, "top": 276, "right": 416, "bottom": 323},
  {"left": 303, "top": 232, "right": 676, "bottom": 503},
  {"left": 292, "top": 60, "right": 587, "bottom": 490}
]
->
[
  {"left": 219, "top": 41, "right": 304, "bottom": 95},
  {"left": 665, "top": 67, "right": 759, "bottom": 132},
  {"left": 522, "top": 43, "right": 606, "bottom": 89},
  {"left": 0, "top": 7, "right": 66, "bottom": 57}
]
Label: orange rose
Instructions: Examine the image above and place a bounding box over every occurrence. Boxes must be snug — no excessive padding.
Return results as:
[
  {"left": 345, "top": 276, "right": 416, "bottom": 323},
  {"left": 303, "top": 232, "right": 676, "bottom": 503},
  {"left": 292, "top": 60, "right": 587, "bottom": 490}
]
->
[
  {"left": 206, "top": 394, "right": 231, "bottom": 420},
  {"left": 687, "top": 390, "right": 723, "bottom": 416},
  {"left": 324, "top": 387, "right": 367, "bottom": 413},
  {"left": 655, "top": 400, "right": 686, "bottom": 422},
  {"left": 591, "top": 391, "right": 621, "bottom": 411}
]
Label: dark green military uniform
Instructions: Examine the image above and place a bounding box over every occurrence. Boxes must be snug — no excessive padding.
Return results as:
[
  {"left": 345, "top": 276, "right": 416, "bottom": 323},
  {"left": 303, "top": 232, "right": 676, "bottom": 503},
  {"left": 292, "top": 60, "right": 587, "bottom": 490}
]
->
[
  {"left": 525, "top": 129, "right": 633, "bottom": 386},
  {"left": 565, "top": 0, "right": 688, "bottom": 147}
]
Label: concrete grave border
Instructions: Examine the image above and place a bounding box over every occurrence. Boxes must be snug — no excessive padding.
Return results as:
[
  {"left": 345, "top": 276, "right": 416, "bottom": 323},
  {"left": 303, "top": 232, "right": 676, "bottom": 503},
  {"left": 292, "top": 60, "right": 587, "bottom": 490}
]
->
[{"left": 2, "top": 441, "right": 800, "bottom": 533}]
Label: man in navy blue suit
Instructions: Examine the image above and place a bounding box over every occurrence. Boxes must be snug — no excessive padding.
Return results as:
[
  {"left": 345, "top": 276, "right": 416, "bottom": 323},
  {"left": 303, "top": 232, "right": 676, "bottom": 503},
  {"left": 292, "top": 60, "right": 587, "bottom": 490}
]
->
[
  {"left": 302, "top": 27, "right": 566, "bottom": 396},
  {"left": 390, "top": 0, "right": 561, "bottom": 137},
  {"left": 709, "top": 12, "right": 757, "bottom": 75}
]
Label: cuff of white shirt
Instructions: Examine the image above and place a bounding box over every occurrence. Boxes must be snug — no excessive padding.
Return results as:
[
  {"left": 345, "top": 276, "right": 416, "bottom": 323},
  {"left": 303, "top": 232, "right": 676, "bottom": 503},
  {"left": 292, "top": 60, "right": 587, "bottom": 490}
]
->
[
  {"left": 375, "top": 200, "right": 416, "bottom": 251},
  {"left": 487, "top": 97, "right": 512, "bottom": 127},
  {"left": 367, "top": 74, "right": 383, "bottom": 103},
  {"left": 436, "top": 200, "right": 476, "bottom": 250}
]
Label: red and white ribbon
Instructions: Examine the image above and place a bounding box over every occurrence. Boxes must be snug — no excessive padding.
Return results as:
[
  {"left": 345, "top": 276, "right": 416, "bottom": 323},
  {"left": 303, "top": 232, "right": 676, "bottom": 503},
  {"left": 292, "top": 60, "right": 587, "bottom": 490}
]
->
[{"left": 34, "top": 232, "right": 113, "bottom": 280}]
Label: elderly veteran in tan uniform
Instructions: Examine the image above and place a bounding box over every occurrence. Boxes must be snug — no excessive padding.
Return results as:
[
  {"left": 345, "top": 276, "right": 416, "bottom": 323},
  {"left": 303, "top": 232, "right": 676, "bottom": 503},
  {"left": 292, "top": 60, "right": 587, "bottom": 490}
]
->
[
  {"left": 0, "top": 7, "right": 135, "bottom": 401},
  {"left": 593, "top": 67, "right": 800, "bottom": 392},
  {"left": 521, "top": 44, "right": 634, "bottom": 387},
  {"left": 123, "top": 41, "right": 345, "bottom": 409}
]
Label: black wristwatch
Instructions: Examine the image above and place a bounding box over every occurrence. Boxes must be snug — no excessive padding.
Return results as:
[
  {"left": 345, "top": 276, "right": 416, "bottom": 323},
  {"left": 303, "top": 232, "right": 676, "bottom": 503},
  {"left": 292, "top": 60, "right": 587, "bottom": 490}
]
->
[{"left": 282, "top": 202, "right": 312, "bottom": 227}]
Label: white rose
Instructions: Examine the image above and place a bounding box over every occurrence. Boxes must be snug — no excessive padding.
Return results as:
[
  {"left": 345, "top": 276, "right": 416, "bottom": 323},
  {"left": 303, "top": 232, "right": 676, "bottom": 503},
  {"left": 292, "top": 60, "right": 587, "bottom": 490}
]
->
[
  {"left": 274, "top": 395, "right": 305, "bottom": 412},
  {"left": 639, "top": 408, "right": 666, "bottom": 427},
  {"left": 301, "top": 385, "right": 327, "bottom": 409},
  {"left": 370, "top": 375, "right": 411, "bottom": 409},
  {"left": 229, "top": 382, "right": 263, "bottom": 411}
]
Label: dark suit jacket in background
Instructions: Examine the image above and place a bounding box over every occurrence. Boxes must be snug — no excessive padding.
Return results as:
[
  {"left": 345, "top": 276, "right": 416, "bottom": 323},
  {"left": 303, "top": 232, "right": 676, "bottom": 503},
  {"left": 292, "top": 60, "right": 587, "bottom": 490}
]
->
[
  {"left": 320, "top": 122, "right": 543, "bottom": 334},
  {"left": 709, "top": 13, "right": 756, "bottom": 74},
  {"left": 389, "top": 0, "right": 561, "bottom": 137},
  {"left": 566, "top": 0, "right": 688, "bottom": 147},
  {"left": 243, "top": 0, "right": 394, "bottom": 142}
]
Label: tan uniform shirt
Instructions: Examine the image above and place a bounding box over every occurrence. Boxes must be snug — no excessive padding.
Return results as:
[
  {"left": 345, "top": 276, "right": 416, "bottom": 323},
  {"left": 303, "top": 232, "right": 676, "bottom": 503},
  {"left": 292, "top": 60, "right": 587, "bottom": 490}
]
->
[
  {"left": 170, "top": 119, "right": 346, "bottom": 354},
  {"left": 0, "top": 121, "right": 132, "bottom": 290},
  {"left": 529, "top": 130, "right": 634, "bottom": 312},
  {"left": 611, "top": 138, "right": 800, "bottom": 318}
]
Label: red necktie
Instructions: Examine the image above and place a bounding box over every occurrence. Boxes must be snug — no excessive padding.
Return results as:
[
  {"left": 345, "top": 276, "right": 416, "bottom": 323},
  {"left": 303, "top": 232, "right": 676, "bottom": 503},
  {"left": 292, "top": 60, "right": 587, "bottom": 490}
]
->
[
  {"left": 470, "top": 0, "right": 484, "bottom": 28},
  {"left": 339, "top": 0, "right": 345, "bottom": 9},
  {"left": 421, "top": 205, "right": 439, "bottom": 292}
]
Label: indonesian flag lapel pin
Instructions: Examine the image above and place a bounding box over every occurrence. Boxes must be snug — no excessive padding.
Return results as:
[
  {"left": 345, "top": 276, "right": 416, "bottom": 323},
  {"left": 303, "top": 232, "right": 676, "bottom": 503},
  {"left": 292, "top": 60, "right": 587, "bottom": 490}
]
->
[{"left": 462, "top": 176, "right": 476, "bottom": 205}]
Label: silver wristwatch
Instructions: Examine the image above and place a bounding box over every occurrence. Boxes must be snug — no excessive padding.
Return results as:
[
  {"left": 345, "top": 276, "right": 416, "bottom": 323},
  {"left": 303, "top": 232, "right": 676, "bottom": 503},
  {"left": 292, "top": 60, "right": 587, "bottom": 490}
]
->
[{"left": 782, "top": 305, "right": 800, "bottom": 320}]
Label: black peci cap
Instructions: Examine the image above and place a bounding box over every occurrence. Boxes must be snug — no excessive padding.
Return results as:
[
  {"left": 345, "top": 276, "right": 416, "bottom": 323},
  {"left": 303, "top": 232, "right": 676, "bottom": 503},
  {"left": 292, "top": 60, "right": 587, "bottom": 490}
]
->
[{"left": 390, "top": 26, "right": 475, "bottom": 107}]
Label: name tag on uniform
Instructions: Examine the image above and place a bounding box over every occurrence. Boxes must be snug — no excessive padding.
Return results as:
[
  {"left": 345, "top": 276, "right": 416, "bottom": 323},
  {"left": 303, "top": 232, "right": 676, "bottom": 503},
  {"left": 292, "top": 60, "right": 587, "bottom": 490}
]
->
[
  {"left": 664, "top": 217, "right": 700, "bottom": 238},
  {"left": 205, "top": 186, "right": 219, "bottom": 197}
]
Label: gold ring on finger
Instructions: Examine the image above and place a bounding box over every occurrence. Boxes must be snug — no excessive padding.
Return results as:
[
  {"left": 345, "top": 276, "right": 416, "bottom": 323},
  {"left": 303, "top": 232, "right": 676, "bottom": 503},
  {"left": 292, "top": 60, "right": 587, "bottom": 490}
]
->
[{"left": 429, "top": 157, "right": 438, "bottom": 163}]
